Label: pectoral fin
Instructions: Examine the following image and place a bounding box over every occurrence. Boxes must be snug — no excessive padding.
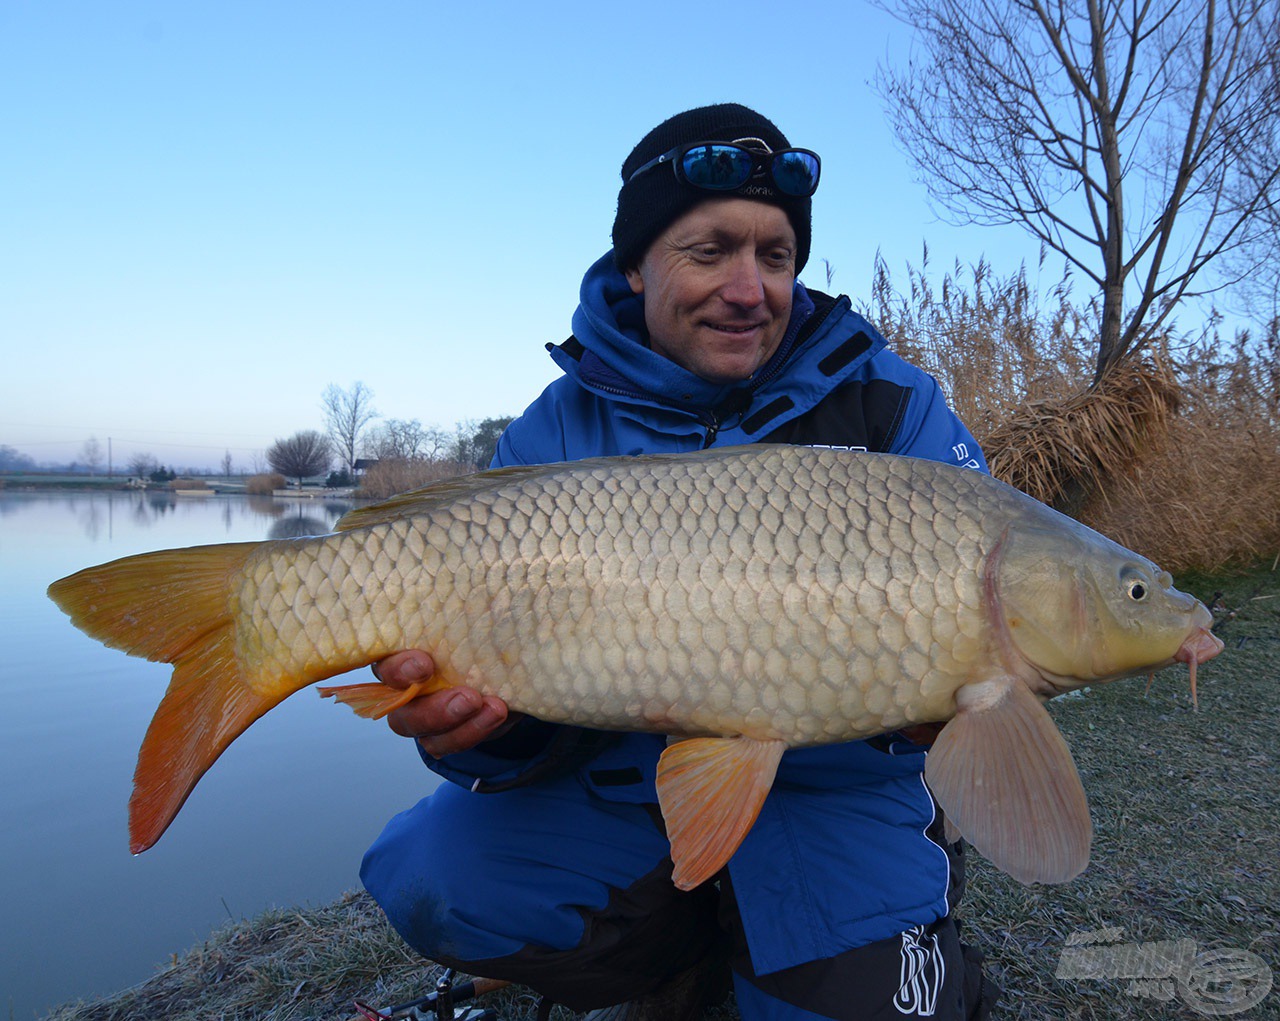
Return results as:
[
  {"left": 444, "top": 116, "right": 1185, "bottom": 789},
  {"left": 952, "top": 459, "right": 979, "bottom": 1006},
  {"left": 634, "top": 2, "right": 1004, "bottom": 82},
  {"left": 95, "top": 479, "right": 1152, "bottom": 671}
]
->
[
  {"left": 924, "top": 678, "right": 1091, "bottom": 884},
  {"left": 656, "top": 736, "right": 785, "bottom": 891}
]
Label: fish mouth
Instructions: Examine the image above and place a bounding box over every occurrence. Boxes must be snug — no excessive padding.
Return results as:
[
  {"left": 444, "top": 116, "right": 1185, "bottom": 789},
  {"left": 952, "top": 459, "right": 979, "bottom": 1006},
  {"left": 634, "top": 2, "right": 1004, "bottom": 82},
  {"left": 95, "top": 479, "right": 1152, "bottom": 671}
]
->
[
  {"left": 1173, "top": 626, "right": 1225, "bottom": 706},
  {"left": 1176, "top": 626, "right": 1224, "bottom": 667}
]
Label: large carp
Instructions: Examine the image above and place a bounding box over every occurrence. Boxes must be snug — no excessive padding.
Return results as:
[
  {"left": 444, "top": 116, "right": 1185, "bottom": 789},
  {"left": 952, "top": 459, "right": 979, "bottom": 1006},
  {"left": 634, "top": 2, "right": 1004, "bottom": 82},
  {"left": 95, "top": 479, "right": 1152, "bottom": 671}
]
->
[{"left": 49, "top": 445, "right": 1221, "bottom": 888}]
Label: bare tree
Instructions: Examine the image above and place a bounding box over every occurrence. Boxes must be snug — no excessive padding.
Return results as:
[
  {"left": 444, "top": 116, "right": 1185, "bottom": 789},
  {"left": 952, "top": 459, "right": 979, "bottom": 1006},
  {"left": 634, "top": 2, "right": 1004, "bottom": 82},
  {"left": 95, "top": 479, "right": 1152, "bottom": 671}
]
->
[
  {"left": 80, "top": 437, "right": 103, "bottom": 476},
  {"left": 451, "top": 416, "right": 515, "bottom": 470},
  {"left": 127, "top": 452, "right": 159, "bottom": 480},
  {"left": 322, "top": 382, "right": 378, "bottom": 476},
  {"left": 1225, "top": 31, "right": 1280, "bottom": 322},
  {"left": 267, "top": 430, "right": 332, "bottom": 487},
  {"left": 220, "top": 450, "right": 234, "bottom": 479},
  {"left": 363, "top": 418, "right": 445, "bottom": 462},
  {"left": 875, "top": 0, "right": 1280, "bottom": 383}
]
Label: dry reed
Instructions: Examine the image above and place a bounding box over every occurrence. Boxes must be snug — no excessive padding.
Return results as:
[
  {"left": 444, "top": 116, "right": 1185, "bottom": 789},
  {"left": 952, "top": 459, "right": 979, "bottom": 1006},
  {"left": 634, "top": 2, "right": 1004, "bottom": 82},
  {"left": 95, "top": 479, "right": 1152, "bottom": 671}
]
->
[
  {"left": 1080, "top": 328, "right": 1280, "bottom": 571},
  {"left": 868, "top": 254, "right": 1280, "bottom": 571},
  {"left": 867, "top": 248, "right": 1096, "bottom": 437},
  {"left": 246, "top": 473, "right": 286, "bottom": 496},
  {"left": 981, "top": 358, "right": 1182, "bottom": 509},
  {"left": 358, "top": 458, "right": 476, "bottom": 501}
]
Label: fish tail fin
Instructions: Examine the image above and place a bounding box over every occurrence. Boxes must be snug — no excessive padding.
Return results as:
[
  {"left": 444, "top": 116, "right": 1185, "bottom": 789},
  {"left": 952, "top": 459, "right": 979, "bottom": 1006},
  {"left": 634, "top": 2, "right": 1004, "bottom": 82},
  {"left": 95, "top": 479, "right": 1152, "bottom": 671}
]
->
[
  {"left": 47, "top": 543, "right": 260, "bottom": 663},
  {"left": 48, "top": 543, "right": 276, "bottom": 853}
]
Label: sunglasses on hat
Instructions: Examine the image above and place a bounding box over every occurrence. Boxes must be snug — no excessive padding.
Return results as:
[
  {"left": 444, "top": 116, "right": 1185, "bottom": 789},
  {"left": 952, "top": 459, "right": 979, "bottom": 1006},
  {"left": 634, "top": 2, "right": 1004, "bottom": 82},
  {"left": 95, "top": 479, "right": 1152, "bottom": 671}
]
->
[{"left": 627, "top": 138, "right": 821, "bottom": 198}]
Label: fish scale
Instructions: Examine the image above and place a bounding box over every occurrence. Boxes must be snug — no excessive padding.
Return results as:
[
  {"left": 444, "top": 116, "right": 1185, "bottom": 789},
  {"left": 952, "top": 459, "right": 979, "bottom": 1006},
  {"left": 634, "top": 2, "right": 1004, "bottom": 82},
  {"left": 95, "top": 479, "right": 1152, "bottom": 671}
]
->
[{"left": 48, "top": 444, "right": 1222, "bottom": 884}]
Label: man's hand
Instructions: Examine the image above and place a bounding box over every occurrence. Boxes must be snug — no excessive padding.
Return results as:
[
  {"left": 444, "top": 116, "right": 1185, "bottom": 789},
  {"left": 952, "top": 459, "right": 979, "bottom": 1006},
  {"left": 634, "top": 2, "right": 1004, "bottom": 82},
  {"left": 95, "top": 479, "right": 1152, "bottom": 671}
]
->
[{"left": 373, "top": 650, "right": 516, "bottom": 759}]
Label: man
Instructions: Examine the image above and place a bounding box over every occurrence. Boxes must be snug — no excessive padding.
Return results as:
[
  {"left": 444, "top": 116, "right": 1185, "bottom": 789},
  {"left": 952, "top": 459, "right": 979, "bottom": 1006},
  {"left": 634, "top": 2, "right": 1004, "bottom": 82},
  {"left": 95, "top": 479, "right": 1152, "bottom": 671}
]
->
[{"left": 362, "top": 104, "right": 998, "bottom": 1020}]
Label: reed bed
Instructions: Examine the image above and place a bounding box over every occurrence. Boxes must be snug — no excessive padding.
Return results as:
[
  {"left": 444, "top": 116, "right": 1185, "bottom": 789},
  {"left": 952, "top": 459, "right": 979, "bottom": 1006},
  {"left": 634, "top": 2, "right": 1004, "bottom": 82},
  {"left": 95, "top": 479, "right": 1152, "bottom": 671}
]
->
[
  {"left": 869, "top": 253, "right": 1280, "bottom": 571},
  {"left": 246, "top": 473, "right": 287, "bottom": 496},
  {"left": 357, "top": 458, "right": 476, "bottom": 502}
]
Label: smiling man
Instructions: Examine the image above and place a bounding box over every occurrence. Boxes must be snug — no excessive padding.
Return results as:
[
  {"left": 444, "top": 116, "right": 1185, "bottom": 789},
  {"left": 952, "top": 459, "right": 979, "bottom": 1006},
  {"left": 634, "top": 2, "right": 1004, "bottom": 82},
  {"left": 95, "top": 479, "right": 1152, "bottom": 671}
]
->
[{"left": 361, "top": 105, "right": 999, "bottom": 1021}]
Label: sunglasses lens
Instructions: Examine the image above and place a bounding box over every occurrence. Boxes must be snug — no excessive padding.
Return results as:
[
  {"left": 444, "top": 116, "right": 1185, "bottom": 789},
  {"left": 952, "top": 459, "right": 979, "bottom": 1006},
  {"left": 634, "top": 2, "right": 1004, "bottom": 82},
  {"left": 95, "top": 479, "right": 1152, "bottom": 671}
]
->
[
  {"left": 679, "top": 144, "right": 755, "bottom": 190},
  {"left": 771, "top": 151, "right": 821, "bottom": 196}
]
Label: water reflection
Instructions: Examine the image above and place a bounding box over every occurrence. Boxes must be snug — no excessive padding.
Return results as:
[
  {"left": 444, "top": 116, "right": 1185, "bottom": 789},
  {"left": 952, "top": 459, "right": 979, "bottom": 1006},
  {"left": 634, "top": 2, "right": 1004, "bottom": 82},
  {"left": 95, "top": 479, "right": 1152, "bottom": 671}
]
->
[
  {"left": 269, "top": 512, "right": 332, "bottom": 539},
  {"left": 48, "top": 491, "right": 356, "bottom": 542},
  {"left": 248, "top": 494, "right": 288, "bottom": 517},
  {"left": 0, "top": 490, "right": 436, "bottom": 1018},
  {"left": 146, "top": 491, "right": 177, "bottom": 514}
]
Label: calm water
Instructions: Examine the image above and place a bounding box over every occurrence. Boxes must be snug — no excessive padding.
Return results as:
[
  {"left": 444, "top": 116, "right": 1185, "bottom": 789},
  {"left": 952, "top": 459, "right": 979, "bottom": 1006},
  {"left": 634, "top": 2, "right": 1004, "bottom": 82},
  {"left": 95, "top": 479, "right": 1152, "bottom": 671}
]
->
[{"left": 0, "top": 491, "right": 441, "bottom": 1019}]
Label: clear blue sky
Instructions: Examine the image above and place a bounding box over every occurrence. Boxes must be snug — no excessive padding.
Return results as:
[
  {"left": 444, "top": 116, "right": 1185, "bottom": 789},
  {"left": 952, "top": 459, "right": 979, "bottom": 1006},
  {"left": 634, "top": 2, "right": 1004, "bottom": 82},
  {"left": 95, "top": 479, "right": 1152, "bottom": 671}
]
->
[{"left": 1, "top": 0, "right": 1046, "bottom": 471}]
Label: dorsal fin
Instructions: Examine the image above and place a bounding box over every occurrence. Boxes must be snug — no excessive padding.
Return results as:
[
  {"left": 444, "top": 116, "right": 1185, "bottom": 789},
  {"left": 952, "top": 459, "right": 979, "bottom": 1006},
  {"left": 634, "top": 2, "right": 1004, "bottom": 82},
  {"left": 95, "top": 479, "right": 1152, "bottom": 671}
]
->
[
  {"left": 333, "top": 463, "right": 574, "bottom": 531},
  {"left": 333, "top": 447, "right": 769, "bottom": 532}
]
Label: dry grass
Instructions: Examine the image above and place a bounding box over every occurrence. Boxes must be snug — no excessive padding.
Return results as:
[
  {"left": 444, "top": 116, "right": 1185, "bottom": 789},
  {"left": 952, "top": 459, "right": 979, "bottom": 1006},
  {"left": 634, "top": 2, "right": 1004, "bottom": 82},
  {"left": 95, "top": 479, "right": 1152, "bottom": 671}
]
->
[
  {"left": 357, "top": 458, "right": 475, "bottom": 501},
  {"left": 1078, "top": 330, "right": 1280, "bottom": 572},
  {"left": 870, "top": 254, "right": 1280, "bottom": 572},
  {"left": 247, "top": 473, "right": 286, "bottom": 496},
  {"left": 42, "top": 892, "right": 430, "bottom": 1021},
  {"left": 1080, "top": 415, "right": 1280, "bottom": 573},
  {"left": 982, "top": 358, "right": 1182, "bottom": 510}
]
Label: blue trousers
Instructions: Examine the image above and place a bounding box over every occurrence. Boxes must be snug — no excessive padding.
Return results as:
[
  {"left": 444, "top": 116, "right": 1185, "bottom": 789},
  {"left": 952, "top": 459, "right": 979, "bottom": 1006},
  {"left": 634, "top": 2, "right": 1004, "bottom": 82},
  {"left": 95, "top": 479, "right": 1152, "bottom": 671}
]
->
[{"left": 362, "top": 774, "right": 993, "bottom": 1019}]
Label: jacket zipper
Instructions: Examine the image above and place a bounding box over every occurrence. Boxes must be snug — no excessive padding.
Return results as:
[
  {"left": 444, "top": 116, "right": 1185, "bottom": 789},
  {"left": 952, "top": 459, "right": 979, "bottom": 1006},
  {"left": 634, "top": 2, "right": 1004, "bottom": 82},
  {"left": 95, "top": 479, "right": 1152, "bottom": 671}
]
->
[
  {"left": 699, "top": 297, "right": 843, "bottom": 448},
  {"left": 701, "top": 415, "right": 721, "bottom": 448}
]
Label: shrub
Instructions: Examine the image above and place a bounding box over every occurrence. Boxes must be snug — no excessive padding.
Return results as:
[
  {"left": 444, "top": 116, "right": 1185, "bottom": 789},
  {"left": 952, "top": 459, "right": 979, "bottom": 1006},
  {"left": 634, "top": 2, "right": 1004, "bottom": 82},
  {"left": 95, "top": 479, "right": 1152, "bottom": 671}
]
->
[
  {"left": 246, "top": 473, "right": 286, "bottom": 495},
  {"left": 358, "top": 458, "right": 474, "bottom": 501}
]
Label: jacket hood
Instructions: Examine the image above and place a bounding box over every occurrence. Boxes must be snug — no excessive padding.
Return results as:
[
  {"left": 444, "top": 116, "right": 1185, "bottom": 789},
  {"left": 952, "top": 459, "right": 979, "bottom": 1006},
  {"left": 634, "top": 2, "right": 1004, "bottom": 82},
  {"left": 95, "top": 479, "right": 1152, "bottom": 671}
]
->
[{"left": 561, "top": 251, "right": 816, "bottom": 410}]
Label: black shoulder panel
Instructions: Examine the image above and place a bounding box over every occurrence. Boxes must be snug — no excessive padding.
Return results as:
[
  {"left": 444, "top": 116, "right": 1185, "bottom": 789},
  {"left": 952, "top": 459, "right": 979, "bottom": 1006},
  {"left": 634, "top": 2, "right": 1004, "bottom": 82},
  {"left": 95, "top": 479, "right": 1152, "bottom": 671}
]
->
[{"left": 760, "top": 377, "right": 911, "bottom": 452}]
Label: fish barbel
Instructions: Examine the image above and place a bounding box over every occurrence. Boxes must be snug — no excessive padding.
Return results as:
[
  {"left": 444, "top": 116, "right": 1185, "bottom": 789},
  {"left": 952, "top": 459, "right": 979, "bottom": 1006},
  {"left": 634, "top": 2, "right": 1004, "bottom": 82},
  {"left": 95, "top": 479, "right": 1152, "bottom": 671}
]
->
[{"left": 48, "top": 445, "right": 1222, "bottom": 887}]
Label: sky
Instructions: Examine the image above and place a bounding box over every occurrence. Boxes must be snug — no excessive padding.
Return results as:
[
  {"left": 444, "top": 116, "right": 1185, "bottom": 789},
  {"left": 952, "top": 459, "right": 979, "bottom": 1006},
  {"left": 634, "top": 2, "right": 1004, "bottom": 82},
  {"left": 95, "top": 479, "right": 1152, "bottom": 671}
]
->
[{"left": 0, "top": 0, "right": 1053, "bottom": 471}]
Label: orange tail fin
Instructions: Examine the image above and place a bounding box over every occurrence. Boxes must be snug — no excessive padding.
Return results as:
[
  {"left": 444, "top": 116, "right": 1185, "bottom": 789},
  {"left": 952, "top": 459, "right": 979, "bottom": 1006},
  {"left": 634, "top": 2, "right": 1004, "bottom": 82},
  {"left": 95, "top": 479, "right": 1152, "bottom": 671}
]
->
[{"left": 48, "top": 543, "right": 276, "bottom": 853}]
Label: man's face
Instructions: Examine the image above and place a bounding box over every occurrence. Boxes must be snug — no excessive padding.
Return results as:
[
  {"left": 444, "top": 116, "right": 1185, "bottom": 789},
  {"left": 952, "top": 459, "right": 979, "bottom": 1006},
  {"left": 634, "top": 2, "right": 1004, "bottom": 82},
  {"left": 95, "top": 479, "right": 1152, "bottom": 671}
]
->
[{"left": 624, "top": 198, "right": 796, "bottom": 384}]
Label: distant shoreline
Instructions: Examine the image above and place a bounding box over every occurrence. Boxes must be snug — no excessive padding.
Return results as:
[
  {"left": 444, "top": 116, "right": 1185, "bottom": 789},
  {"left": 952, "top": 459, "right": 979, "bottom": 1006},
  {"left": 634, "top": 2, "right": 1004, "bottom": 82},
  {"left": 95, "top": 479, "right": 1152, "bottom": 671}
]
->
[{"left": 0, "top": 475, "right": 361, "bottom": 499}]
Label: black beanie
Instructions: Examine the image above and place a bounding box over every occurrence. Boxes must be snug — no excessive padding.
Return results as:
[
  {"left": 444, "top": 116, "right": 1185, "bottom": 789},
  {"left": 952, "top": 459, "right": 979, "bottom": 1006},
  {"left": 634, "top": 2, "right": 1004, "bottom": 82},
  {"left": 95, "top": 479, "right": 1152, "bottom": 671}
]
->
[{"left": 612, "top": 103, "right": 812, "bottom": 274}]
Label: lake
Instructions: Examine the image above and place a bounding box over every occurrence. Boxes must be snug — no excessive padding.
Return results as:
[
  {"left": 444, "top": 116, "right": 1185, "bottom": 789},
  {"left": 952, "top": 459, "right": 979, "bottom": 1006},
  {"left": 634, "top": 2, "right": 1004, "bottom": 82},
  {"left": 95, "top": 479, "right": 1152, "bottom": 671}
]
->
[{"left": 0, "top": 490, "right": 442, "bottom": 1019}]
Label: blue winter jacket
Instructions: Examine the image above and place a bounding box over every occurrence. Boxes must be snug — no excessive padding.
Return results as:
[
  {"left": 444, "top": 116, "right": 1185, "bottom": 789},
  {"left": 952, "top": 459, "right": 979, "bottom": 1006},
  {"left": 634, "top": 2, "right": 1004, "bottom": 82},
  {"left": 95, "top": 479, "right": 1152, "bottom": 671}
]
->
[{"left": 423, "top": 252, "right": 989, "bottom": 975}]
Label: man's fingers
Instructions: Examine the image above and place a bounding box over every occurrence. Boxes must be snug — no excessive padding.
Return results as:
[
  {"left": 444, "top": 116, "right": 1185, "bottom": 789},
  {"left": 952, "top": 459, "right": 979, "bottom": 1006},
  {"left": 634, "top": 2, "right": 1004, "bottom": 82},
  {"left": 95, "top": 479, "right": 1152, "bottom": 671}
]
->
[
  {"left": 373, "top": 650, "right": 436, "bottom": 689},
  {"left": 388, "top": 690, "right": 512, "bottom": 758},
  {"left": 373, "top": 652, "right": 515, "bottom": 756},
  {"left": 412, "top": 696, "right": 512, "bottom": 758}
]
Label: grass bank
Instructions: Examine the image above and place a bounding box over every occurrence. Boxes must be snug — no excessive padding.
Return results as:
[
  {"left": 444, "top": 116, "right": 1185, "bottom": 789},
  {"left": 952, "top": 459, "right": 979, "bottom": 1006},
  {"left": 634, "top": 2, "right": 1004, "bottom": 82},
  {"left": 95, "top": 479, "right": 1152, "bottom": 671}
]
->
[{"left": 44, "top": 563, "right": 1279, "bottom": 1021}]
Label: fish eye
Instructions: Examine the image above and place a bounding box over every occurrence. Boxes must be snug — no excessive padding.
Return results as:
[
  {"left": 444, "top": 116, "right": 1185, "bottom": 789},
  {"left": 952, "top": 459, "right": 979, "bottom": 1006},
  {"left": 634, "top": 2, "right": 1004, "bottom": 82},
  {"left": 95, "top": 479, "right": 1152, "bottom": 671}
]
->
[{"left": 1120, "top": 565, "right": 1152, "bottom": 602}]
